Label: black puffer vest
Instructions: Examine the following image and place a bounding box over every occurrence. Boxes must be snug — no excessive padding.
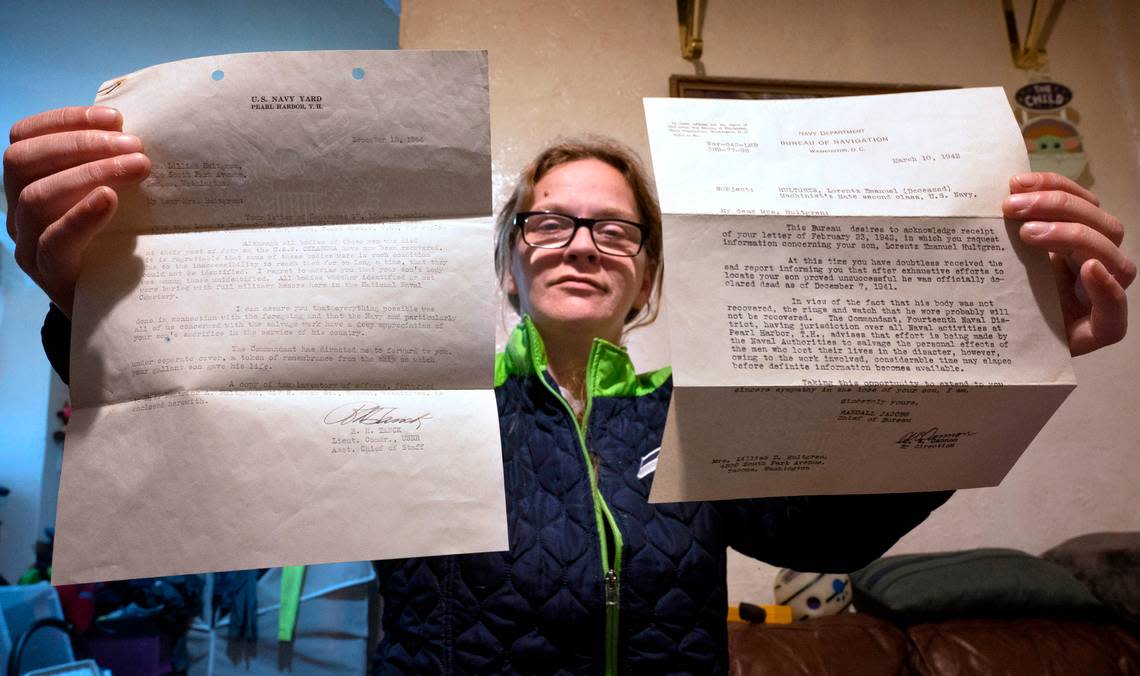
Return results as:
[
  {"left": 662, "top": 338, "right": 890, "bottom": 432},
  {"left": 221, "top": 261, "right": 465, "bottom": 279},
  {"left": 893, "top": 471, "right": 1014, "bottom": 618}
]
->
[{"left": 372, "top": 319, "right": 951, "bottom": 674}]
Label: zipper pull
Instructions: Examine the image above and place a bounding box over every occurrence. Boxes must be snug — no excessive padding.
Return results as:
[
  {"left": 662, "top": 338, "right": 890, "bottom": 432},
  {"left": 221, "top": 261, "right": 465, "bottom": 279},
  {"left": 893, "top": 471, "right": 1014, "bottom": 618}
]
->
[{"left": 605, "top": 569, "right": 618, "bottom": 607}]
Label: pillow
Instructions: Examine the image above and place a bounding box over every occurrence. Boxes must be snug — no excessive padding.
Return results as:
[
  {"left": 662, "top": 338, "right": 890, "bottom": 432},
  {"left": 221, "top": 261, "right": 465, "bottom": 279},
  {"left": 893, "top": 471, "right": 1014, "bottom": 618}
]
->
[
  {"left": 1043, "top": 531, "right": 1140, "bottom": 626},
  {"left": 850, "top": 548, "right": 1107, "bottom": 624}
]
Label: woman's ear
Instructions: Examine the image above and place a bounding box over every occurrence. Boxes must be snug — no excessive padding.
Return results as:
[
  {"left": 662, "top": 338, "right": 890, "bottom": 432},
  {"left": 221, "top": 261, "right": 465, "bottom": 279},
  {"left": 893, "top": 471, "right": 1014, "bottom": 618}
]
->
[{"left": 503, "top": 254, "right": 520, "bottom": 297}]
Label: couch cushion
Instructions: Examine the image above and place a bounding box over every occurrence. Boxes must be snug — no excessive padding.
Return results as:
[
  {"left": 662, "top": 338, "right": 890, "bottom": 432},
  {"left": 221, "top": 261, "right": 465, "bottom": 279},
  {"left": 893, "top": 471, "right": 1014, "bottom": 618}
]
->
[
  {"left": 851, "top": 548, "right": 1107, "bottom": 623},
  {"left": 1043, "top": 531, "right": 1140, "bottom": 627},
  {"left": 907, "top": 618, "right": 1140, "bottom": 676},
  {"left": 727, "top": 613, "right": 909, "bottom": 676}
]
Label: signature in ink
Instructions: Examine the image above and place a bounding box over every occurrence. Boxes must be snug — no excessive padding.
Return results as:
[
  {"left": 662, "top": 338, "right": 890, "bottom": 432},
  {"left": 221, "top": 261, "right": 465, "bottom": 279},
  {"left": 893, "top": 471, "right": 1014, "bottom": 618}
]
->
[
  {"left": 323, "top": 403, "right": 432, "bottom": 429},
  {"left": 895, "top": 427, "right": 976, "bottom": 449}
]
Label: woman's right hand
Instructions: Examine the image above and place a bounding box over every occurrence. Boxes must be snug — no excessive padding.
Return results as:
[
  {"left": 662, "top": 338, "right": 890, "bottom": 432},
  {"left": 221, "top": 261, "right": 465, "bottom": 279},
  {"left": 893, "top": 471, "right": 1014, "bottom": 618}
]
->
[{"left": 4, "top": 106, "right": 151, "bottom": 318}]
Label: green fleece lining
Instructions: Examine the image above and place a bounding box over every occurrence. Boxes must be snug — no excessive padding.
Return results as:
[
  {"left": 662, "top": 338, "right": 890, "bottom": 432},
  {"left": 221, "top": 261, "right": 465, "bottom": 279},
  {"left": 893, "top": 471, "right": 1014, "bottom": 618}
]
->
[{"left": 493, "top": 316, "right": 671, "bottom": 396}]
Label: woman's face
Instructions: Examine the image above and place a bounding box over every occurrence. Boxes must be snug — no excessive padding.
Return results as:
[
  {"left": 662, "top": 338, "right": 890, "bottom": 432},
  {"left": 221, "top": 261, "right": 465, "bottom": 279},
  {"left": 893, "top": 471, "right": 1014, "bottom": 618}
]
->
[{"left": 507, "top": 158, "right": 653, "bottom": 344}]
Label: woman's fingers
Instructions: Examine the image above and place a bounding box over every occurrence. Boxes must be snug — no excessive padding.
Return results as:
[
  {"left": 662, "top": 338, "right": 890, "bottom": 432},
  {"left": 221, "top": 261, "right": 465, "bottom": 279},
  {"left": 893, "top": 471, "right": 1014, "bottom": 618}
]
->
[
  {"left": 9, "top": 106, "right": 122, "bottom": 143},
  {"left": 5, "top": 130, "right": 142, "bottom": 190},
  {"left": 11, "top": 153, "right": 149, "bottom": 285},
  {"left": 35, "top": 187, "right": 119, "bottom": 317},
  {"left": 5, "top": 107, "right": 137, "bottom": 245},
  {"left": 1003, "top": 172, "right": 1133, "bottom": 356},
  {"left": 1005, "top": 188, "right": 1124, "bottom": 246},
  {"left": 1067, "top": 258, "right": 1129, "bottom": 356},
  {"left": 1009, "top": 171, "right": 1099, "bottom": 205},
  {"left": 4, "top": 106, "right": 150, "bottom": 314},
  {"left": 1019, "top": 219, "right": 1137, "bottom": 289},
  {"left": 14, "top": 152, "right": 150, "bottom": 232}
]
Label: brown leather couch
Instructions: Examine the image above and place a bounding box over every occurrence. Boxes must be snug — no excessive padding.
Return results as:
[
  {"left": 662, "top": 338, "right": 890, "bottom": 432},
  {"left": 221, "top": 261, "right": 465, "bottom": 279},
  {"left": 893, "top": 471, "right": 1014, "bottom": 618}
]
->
[{"left": 727, "top": 612, "right": 1140, "bottom": 676}]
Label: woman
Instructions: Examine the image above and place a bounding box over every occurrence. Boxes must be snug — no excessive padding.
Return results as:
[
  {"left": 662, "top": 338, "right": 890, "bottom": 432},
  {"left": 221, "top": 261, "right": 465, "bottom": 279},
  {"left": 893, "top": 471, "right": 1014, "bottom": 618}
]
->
[{"left": 6, "top": 109, "right": 1134, "bottom": 674}]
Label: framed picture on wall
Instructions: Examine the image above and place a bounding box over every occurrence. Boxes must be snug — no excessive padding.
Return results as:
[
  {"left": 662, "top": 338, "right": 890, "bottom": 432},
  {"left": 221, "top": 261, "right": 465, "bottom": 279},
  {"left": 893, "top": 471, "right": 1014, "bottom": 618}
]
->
[{"left": 669, "top": 75, "right": 954, "bottom": 100}]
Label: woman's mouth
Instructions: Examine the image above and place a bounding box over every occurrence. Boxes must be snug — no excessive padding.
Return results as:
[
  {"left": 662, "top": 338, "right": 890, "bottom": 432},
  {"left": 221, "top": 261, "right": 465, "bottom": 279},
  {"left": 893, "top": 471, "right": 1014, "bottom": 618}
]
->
[{"left": 552, "top": 276, "right": 604, "bottom": 291}]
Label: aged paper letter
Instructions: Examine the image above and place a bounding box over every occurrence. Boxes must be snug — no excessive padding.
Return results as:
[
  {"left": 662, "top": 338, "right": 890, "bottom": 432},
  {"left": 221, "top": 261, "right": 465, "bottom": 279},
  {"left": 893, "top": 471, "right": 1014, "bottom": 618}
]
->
[
  {"left": 643, "top": 88, "right": 1075, "bottom": 502},
  {"left": 53, "top": 51, "right": 507, "bottom": 584}
]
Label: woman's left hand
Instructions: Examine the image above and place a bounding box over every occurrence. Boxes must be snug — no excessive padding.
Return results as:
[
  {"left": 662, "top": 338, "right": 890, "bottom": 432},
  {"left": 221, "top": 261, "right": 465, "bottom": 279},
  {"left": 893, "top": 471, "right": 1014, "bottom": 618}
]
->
[{"left": 1004, "top": 172, "right": 1135, "bottom": 356}]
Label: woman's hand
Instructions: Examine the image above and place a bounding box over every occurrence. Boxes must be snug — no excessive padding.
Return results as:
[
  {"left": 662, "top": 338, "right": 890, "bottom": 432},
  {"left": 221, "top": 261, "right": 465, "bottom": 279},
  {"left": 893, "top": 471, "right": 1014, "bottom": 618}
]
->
[
  {"left": 4, "top": 106, "right": 151, "bottom": 318},
  {"left": 1004, "top": 172, "right": 1135, "bottom": 356}
]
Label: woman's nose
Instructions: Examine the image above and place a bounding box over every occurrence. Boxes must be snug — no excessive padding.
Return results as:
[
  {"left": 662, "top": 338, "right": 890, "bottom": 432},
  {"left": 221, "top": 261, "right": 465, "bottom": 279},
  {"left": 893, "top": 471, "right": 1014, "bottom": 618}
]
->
[{"left": 564, "top": 224, "right": 599, "bottom": 260}]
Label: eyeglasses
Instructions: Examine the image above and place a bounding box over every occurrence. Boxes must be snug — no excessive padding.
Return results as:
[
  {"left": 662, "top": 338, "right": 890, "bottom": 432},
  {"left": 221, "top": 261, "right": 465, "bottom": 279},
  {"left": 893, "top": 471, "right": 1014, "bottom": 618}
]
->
[{"left": 514, "top": 211, "right": 646, "bottom": 257}]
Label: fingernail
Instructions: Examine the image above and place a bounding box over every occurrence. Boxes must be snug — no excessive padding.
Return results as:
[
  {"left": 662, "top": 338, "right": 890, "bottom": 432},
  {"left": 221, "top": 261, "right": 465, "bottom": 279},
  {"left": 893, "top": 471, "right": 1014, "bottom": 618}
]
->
[
  {"left": 1022, "top": 222, "right": 1052, "bottom": 238},
  {"left": 114, "top": 152, "right": 149, "bottom": 175},
  {"left": 86, "top": 186, "right": 113, "bottom": 211},
  {"left": 87, "top": 106, "right": 121, "bottom": 127},
  {"left": 1013, "top": 173, "right": 1036, "bottom": 189},
  {"left": 110, "top": 133, "right": 142, "bottom": 154},
  {"left": 1006, "top": 193, "right": 1034, "bottom": 212}
]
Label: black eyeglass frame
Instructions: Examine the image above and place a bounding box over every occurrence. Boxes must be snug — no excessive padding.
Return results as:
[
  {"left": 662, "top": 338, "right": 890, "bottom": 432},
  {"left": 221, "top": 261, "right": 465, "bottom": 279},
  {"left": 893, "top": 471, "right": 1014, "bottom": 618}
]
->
[{"left": 514, "top": 211, "right": 647, "bottom": 257}]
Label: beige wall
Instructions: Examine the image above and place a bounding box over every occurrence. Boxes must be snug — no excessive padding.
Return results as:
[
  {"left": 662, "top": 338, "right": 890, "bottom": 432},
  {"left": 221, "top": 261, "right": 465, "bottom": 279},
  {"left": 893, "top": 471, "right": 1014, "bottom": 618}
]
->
[{"left": 403, "top": 0, "right": 1140, "bottom": 604}]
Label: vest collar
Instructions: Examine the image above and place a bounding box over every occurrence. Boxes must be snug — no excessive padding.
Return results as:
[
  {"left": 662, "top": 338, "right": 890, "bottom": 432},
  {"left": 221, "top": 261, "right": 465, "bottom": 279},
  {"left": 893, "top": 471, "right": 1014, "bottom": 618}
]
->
[{"left": 497, "top": 316, "right": 653, "bottom": 399}]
